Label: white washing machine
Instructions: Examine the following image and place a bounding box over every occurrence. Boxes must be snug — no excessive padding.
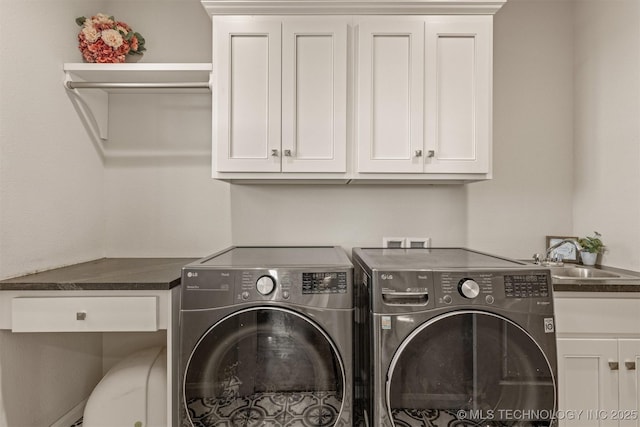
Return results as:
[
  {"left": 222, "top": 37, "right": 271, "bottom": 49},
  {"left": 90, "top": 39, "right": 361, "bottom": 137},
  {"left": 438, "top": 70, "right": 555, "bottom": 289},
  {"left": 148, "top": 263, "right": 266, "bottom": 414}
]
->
[
  {"left": 180, "top": 246, "right": 354, "bottom": 427},
  {"left": 353, "top": 248, "right": 558, "bottom": 427}
]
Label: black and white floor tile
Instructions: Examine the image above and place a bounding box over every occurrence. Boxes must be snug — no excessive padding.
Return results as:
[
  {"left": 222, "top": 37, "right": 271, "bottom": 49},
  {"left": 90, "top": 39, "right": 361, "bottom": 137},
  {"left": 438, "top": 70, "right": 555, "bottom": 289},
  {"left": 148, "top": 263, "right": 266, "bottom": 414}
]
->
[{"left": 186, "top": 391, "right": 341, "bottom": 427}]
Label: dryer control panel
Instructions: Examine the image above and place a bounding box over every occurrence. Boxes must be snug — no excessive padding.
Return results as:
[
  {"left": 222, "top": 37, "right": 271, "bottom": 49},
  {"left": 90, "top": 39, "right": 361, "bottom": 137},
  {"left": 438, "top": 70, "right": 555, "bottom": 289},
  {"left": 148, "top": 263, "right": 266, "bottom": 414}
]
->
[{"left": 181, "top": 268, "right": 352, "bottom": 310}]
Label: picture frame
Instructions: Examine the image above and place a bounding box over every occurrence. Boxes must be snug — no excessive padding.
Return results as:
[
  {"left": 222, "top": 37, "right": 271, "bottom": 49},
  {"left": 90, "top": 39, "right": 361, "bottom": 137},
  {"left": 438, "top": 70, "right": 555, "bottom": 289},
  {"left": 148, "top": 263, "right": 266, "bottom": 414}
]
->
[{"left": 546, "top": 235, "right": 579, "bottom": 263}]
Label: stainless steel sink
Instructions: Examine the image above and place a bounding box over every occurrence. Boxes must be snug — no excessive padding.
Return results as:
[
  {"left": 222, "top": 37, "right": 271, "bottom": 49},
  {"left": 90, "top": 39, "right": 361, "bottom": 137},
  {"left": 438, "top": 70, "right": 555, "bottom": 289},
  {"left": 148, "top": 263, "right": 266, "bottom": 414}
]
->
[{"left": 550, "top": 266, "right": 621, "bottom": 279}]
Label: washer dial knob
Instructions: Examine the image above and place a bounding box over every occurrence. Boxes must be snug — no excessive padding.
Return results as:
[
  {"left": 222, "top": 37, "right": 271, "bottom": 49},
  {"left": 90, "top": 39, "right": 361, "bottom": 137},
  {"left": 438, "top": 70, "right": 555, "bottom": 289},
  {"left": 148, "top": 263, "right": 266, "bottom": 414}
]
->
[
  {"left": 256, "top": 275, "right": 276, "bottom": 295},
  {"left": 458, "top": 279, "right": 480, "bottom": 299}
]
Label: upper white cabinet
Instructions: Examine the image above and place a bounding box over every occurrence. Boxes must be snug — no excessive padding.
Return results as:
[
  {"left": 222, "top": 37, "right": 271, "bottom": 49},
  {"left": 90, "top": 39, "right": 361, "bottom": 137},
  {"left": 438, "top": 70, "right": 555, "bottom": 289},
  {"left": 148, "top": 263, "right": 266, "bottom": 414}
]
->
[
  {"left": 203, "top": 0, "right": 504, "bottom": 183},
  {"left": 357, "top": 16, "right": 492, "bottom": 175},
  {"left": 213, "top": 17, "right": 348, "bottom": 178},
  {"left": 357, "top": 20, "right": 425, "bottom": 174},
  {"left": 424, "top": 17, "right": 491, "bottom": 174}
]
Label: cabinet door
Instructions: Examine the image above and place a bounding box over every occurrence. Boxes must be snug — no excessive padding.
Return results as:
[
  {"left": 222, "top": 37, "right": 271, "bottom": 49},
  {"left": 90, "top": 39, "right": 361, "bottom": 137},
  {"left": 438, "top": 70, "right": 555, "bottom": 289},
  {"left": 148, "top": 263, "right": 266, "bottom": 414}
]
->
[
  {"left": 424, "top": 16, "right": 491, "bottom": 174},
  {"left": 557, "top": 338, "right": 619, "bottom": 427},
  {"left": 619, "top": 339, "right": 640, "bottom": 427},
  {"left": 214, "top": 19, "right": 281, "bottom": 172},
  {"left": 282, "top": 20, "right": 347, "bottom": 173},
  {"left": 357, "top": 21, "right": 424, "bottom": 173}
]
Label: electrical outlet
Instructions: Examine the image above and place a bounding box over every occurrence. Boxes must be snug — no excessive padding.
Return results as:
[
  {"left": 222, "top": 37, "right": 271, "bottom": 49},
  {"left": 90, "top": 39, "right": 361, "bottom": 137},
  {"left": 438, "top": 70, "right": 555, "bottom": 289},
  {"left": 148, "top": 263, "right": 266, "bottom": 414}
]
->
[
  {"left": 405, "top": 237, "right": 431, "bottom": 248},
  {"left": 382, "top": 237, "right": 406, "bottom": 248}
]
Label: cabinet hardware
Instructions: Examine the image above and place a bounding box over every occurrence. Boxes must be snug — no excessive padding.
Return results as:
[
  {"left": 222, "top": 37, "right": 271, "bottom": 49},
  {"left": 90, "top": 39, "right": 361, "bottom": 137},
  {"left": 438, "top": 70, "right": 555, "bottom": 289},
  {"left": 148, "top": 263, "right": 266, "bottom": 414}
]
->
[
  {"left": 609, "top": 361, "right": 619, "bottom": 370},
  {"left": 626, "top": 361, "right": 636, "bottom": 370},
  {"left": 76, "top": 311, "right": 87, "bottom": 321},
  {"left": 415, "top": 150, "right": 423, "bottom": 157},
  {"left": 427, "top": 150, "right": 435, "bottom": 158},
  {"left": 271, "top": 149, "right": 279, "bottom": 157},
  {"left": 284, "top": 149, "right": 292, "bottom": 157}
]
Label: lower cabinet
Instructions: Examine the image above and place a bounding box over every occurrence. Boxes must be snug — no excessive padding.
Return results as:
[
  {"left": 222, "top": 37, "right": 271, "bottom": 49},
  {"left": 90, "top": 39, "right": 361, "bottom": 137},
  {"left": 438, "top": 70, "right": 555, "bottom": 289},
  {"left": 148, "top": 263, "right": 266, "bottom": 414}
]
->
[{"left": 555, "top": 295, "right": 640, "bottom": 427}]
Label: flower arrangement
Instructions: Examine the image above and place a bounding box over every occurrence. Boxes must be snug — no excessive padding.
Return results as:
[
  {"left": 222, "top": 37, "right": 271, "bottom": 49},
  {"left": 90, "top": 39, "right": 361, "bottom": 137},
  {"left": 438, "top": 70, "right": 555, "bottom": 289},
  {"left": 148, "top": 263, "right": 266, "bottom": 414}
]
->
[{"left": 76, "top": 13, "right": 146, "bottom": 63}]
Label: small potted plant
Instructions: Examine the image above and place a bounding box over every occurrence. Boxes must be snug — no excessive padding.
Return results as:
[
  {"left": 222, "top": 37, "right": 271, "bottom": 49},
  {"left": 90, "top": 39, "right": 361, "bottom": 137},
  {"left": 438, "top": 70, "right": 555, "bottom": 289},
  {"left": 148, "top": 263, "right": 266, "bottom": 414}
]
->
[{"left": 578, "top": 231, "right": 605, "bottom": 266}]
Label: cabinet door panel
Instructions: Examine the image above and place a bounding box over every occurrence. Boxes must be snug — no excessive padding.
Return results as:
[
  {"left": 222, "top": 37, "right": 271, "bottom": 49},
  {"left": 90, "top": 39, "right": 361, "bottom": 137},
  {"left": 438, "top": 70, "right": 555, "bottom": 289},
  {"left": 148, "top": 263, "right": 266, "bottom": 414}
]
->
[
  {"left": 425, "top": 17, "right": 491, "bottom": 173},
  {"left": 557, "top": 338, "right": 619, "bottom": 427},
  {"left": 214, "top": 19, "right": 281, "bottom": 172},
  {"left": 357, "top": 21, "right": 424, "bottom": 173},
  {"left": 282, "top": 20, "right": 347, "bottom": 173},
  {"left": 619, "top": 339, "right": 640, "bottom": 427}
]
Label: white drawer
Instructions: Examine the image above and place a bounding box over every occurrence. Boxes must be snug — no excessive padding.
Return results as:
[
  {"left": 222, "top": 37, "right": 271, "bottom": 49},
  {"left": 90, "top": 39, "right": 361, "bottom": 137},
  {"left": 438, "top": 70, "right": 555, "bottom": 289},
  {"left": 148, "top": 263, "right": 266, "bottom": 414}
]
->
[{"left": 11, "top": 296, "right": 158, "bottom": 332}]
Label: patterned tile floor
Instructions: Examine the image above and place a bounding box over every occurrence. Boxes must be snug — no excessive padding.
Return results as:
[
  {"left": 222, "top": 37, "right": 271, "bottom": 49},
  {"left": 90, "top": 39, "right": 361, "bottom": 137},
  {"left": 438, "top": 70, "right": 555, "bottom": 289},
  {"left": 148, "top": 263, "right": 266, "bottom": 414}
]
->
[
  {"left": 186, "top": 391, "right": 341, "bottom": 427},
  {"left": 391, "top": 409, "right": 551, "bottom": 427}
]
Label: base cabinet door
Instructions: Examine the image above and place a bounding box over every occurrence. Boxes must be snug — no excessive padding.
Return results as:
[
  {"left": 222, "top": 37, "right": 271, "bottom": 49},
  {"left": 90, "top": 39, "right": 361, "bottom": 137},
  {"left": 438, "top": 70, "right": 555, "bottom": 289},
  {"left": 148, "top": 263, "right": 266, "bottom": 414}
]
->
[
  {"left": 557, "top": 338, "right": 640, "bottom": 427},
  {"left": 619, "top": 339, "right": 640, "bottom": 427},
  {"left": 557, "top": 338, "right": 619, "bottom": 427}
]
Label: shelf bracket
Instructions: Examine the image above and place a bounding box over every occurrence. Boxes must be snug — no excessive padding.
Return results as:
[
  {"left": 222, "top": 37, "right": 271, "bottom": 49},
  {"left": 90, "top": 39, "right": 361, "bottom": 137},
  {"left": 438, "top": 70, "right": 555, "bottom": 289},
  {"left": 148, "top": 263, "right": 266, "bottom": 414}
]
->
[{"left": 64, "top": 72, "right": 109, "bottom": 142}]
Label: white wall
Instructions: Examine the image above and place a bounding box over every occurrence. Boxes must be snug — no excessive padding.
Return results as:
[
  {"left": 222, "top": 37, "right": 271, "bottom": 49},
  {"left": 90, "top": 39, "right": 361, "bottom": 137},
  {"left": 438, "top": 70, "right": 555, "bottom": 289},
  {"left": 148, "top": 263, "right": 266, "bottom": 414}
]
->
[
  {"left": 0, "top": 0, "right": 106, "bottom": 280},
  {"left": 0, "top": 331, "right": 103, "bottom": 427},
  {"left": 230, "top": 184, "right": 468, "bottom": 251},
  {"left": 102, "top": 0, "right": 232, "bottom": 257},
  {"left": 572, "top": 0, "right": 640, "bottom": 270},
  {"left": 467, "top": 0, "right": 575, "bottom": 259}
]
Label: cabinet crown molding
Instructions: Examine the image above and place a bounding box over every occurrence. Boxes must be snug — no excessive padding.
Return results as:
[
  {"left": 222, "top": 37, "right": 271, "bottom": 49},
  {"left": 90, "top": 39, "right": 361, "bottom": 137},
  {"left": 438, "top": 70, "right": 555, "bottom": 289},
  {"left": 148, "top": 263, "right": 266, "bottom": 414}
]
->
[{"left": 201, "top": 0, "right": 507, "bottom": 16}]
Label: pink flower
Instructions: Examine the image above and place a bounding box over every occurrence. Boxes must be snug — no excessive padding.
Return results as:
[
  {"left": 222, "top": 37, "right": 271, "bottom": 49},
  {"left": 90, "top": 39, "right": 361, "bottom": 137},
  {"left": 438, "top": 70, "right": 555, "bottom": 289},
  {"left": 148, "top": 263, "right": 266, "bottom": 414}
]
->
[{"left": 76, "top": 13, "right": 146, "bottom": 63}]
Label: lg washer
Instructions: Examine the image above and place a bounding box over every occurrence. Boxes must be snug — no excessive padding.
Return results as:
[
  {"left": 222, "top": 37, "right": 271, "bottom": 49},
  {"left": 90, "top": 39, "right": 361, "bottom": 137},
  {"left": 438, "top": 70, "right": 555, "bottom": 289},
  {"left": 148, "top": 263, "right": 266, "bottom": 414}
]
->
[
  {"left": 352, "top": 248, "right": 557, "bottom": 427},
  {"left": 180, "top": 246, "right": 354, "bottom": 427}
]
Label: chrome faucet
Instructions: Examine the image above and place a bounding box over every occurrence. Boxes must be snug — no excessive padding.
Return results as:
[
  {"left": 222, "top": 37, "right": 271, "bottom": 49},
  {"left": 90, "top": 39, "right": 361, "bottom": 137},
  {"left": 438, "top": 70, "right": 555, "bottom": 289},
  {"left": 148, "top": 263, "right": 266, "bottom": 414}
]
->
[{"left": 541, "top": 239, "right": 583, "bottom": 266}]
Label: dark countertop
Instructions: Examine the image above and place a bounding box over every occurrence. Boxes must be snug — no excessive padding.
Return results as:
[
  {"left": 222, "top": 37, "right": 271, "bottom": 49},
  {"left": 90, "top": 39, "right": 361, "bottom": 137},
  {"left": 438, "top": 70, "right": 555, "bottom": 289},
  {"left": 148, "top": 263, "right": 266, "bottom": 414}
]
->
[
  {"left": 0, "top": 258, "right": 197, "bottom": 291},
  {"left": 552, "top": 264, "right": 640, "bottom": 293}
]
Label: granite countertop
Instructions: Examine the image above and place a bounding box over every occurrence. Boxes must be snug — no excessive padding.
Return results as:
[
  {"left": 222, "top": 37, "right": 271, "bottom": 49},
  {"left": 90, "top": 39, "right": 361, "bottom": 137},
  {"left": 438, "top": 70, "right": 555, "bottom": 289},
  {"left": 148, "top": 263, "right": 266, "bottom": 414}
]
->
[{"left": 0, "top": 258, "right": 197, "bottom": 291}]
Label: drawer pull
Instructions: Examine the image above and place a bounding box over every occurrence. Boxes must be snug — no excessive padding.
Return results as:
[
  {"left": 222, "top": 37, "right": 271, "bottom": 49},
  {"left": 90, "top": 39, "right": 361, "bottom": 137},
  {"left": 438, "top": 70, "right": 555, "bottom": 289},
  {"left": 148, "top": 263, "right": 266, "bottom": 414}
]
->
[
  {"left": 609, "top": 361, "right": 619, "bottom": 370},
  {"left": 76, "top": 311, "right": 87, "bottom": 321},
  {"left": 626, "top": 361, "right": 636, "bottom": 370}
]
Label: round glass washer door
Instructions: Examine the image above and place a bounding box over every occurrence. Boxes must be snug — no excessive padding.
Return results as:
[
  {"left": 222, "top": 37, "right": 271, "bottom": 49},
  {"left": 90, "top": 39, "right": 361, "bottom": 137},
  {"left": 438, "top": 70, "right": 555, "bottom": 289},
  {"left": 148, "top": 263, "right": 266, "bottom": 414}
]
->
[
  {"left": 386, "top": 310, "right": 556, "bottom": 427},
  {"left": 184, "top": 307, "right": 345, "bottom": 427}
]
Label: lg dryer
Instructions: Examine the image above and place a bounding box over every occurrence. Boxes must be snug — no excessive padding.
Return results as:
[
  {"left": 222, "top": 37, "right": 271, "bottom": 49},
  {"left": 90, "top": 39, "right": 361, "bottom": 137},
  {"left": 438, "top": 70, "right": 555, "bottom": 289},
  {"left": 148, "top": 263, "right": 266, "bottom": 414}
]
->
[
  {"left": 180, "top": 246, "right": 354, "bottom": 427},
  {"left": 353, "top": 247, "right": 557, "bottom": 427}
]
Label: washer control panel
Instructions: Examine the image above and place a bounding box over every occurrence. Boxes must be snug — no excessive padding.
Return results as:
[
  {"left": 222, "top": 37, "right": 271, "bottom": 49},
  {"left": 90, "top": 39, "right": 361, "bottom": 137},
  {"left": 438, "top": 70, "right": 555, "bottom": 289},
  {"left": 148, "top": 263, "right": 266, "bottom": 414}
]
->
[
  {"left": 435, "top": 270, "right": 552, "bottom": 309},
  {"left": 503, "top": 274, "right": 550, "bottom": 298}
]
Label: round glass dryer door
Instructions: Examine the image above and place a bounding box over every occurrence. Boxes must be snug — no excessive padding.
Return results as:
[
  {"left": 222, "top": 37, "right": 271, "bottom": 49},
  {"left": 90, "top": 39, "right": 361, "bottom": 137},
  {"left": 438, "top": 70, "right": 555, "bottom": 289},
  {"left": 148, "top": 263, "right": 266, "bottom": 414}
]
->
[
  {"left": 184, "top": 307, "right": 345, "bottom": 427},
  {"left": 387, "top": 311, "right": 556, "bottom": 426}
]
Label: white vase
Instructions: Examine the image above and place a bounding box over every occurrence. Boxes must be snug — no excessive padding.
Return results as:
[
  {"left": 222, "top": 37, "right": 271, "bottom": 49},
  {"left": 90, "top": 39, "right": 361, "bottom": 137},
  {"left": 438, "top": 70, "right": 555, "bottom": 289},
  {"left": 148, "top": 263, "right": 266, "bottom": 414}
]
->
[{"left": 581, "top": 251, "right": 598, "bottom": 266}]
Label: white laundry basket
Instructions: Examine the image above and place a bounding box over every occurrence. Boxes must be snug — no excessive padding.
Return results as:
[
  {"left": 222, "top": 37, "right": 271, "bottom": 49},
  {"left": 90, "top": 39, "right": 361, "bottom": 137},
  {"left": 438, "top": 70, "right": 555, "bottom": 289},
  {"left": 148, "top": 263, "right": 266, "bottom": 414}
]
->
[{"left": 83, "top": 346, "right": 167, "bottom": 427}]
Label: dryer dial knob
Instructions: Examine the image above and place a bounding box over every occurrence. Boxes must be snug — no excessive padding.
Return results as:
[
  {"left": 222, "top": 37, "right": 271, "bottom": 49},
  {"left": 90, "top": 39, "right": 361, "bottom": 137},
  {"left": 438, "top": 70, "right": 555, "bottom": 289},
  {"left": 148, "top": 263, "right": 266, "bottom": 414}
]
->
[
  {"left": 458, "top": 279, "right": 480, "bottom": 299},
  {"left": 256, "top": 275, "right": 276, "bottom": 295}
]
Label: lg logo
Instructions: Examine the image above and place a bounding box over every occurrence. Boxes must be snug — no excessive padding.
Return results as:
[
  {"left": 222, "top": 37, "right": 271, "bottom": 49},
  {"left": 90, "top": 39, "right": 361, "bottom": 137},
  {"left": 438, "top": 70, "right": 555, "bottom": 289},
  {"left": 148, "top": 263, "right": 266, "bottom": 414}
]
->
[{"left": 381, "top": 274, "right": 394, "bottom": 280}]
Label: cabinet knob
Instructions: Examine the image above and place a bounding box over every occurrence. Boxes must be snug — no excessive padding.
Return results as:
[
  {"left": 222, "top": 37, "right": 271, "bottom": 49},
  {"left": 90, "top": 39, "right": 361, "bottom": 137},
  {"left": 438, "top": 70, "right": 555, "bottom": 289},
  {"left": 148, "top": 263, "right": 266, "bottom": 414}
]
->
[
  {"left": 271, "top": 149, "right": 279, "bottom": 157},
  {"left": 284, "top": 149, "right": 292, "bottom": 157},
  {"left": 415, "top": 150, "right": 423, "bottom": 158},
  {"left": 626, "top": 361, "right": 636, "bottom": 370},
  {"left": 609, "top": 361, "right": 619, "bottom": 370},
  {"left": 427, "top": 150, "right": 435, "bottom": 158},
  {"left": 76, "top": 311, "right": 87, "bottom": 321}
]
